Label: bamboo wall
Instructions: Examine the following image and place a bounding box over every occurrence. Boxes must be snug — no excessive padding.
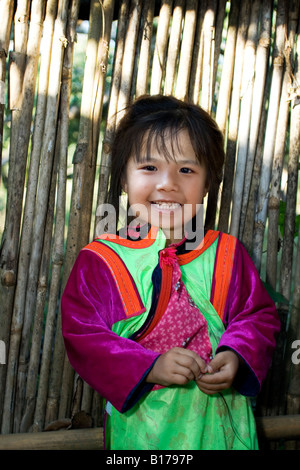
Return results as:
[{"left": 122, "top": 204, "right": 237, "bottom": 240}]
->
[{"left": 0, "top": 0, "right": 299, "bottom": 447}]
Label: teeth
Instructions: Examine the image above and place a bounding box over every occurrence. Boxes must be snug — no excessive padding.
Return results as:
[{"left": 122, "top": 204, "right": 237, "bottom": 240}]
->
[{"left": 153, "top": 202, "right": 181, "bottom": 210}]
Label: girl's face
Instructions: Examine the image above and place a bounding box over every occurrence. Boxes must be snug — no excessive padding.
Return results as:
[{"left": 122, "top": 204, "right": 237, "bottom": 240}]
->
[{"left": 123, "top": 129, "right": 208, "bottom": 245}]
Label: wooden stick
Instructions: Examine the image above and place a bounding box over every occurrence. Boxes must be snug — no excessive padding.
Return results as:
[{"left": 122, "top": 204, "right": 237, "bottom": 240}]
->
[
  {"left": 0, "top": 427, "right": 104, "bottom": 450},
  {"left": 0, "top": 1, "right": 30, "bottom": 424},
  {"left": 1, "top": 414, "right": 300, "bottom": 449},
  {"left": 56, "top": 0, "right": 103, "bottom": 422},
  {"left": 79, "top": 0, "right": 115, "bottom": 250},
  {"left": 0, "top": 0, "right": 15, "bottom": 422},
  {"left": 189, "top": 0, "right": 206, "bottom": 104},
  {"left": 1, "top": 0, "right": 47, "bottom": 434},
  {"left": 175, "top": 0, "right": 198, "bottom": 101},
  {"left": 19, "top": 126, "right": 60, "bottom": 433},
  {"left": 218, "top": 0, "right": 251, "bottom": 233},
  {"left": 136, "top": 0, "right": 155, "bottom": 96},
  {"left": 252, "top": 0, "right": 287, "bottom": 272},
  {"left": 201, "top": 0, "right": 217, "bottom": 112},
  {"left": 215, "top": 0, "right": 239, "bottom": 134},
  {"left": 286, "top": 223, "right": 300, "bottom": 417},
  {"left": 117, "top": 0, "right": 142, "bottom": 116},
  {"left": 211, "top": 0, "right": 227, "bottom": 101},
  {"left": 280, "top": 20, "right": 300, "bottom": 417},
  {"left": 164, "top": 0, "right": 185, "bottom": 96},
  {"left": 266, "top": 3, "right": 298, "bottom": 288},
  {"left": 230, "top": 0, "right": 260, "bottom": 238},
  {"left": 150, "top": 0, "right": 173, "bottom": 95},
  {"left": 0, "top": 0, "right": 14, "bottom": 183},
  {"left": 94, "top": 0, "right": 129, "bottom": 233},
  {"left": 239, "top": 0, "right": 272, "bottom": 241},
  {"left": 30, "top": 0, "right": 80, "bottom": 433}
]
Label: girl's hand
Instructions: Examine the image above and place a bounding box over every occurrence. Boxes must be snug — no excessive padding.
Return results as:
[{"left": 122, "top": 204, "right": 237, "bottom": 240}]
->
[
  {"left": 146, "top": 347, "right": 208, "bottom": 387},
  {"left": 195, "top": 350, "right": 240, "bottom": 395}
]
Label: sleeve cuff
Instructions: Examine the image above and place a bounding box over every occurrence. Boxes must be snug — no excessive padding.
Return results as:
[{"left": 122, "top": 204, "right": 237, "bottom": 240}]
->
[
  {"left": 121, "top": 356, "right": 161, "bottom": 413},
  {"left": 216, "top": 346, "right": 260, "bottom": 397}
]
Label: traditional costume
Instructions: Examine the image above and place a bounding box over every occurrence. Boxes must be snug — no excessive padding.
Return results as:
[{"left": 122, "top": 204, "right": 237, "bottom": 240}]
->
[{"left": 61, "top": 226, "right": 280, "bottom": 450}]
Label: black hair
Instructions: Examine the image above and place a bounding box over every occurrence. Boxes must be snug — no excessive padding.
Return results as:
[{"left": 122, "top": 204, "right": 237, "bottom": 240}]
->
[{"left": 106, "top": 94, "right": 224, "bottom": 226}]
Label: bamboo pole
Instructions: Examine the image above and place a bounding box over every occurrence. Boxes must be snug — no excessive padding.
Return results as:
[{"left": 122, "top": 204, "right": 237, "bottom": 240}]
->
[
  {"left": 252, "top": 0, "right": 288, "bottom": 272},
  {"left": 57, "top": 0, "right": 102, "bottom": 298},
  {"left": 54, "top": 0, "right": 104, "bottom": 423},
  {"left": 215, "top": 0, "right": 239, "bottom": 134},
  {"left": 286, "top": 226, "right": 300, "bottom": 417},
  {"left": 12, "top": 0, "right": 68, "bottom": 433},
  {"left": 1, "top": 0, "right": 46, "bottom": 434},
  {"left": 239, "top": 0, "right": 272, "bottom": 242},
  {"left": 78, "top": 0, "right": 115, "bottom": 250},
  {"left": 164, "top": 0, "right": 185, "bottom": 96},
  {"left": 202, "top": 0, "right": 228, "bottom": 228},
  {"left": 150, "top": 0, "right": 173, "bottom": 95},
  {"left": 188, "top": 0, "right": 206, "bottom": 104},
  {"left": 230, "top": 0, "right": 260, "bottom": 238},
  {"left": 7, "top": 0, "right": 29, "bottom": 166},
  {"left": 13, "top": 0, "right": 68, "bottom": 434},
  {"left": 28, "top": 0, "right": 80, "bottom": 434},
  {"left": 280, "top": 22, "right": 300, "bottom": 417},
  {"left": 3, "top": 0, "right": 58, "bottom": 433},
  {"left": 19, "top": 126, "right": 60, "bottom": 433},
  {"left": 218, "top": 0, "right": 251, "bottom": 233},
  {"left": 267, "top": 3, "right": 299, "bottom": 288},
  {"left": 1, "top": 414, "right": 300, "bottom": 449},
  {"left": 0, "top": 0, "right": 14, "bottom": 421},
  {"left": 211, "top": 0, "right": 227, "bottom": 101},
  {"left": 117, "top": 0, "right": 142, "bottom": 117},
  {"left": 135, "top": 0, "right": 155, "bottom": 97},
  {"left": 200, "top": 0, "right": 217, "bottom": 113},
  {"left": 0, "top": 427, "right": 104, "bottom": 450},
  {"left": 175, "top": 0, "right": 198, "bottom": 101},
  {"left": 280, "top": 50, "right": 300, "bottom": 313},
  {"left": 0, "top": 0, "right": 30, "bottom": 425},
  {"left": 95, "top": 0, "right": 129, "bottom": 231},
  {"left": 0, "top": 0, "right": 14, "bottom": 182},
  {"left": 52, "top": 0, "right": 115, "bottom": 424},
  {"left": 80, "top": 0, "right": 116, "bottom": 412}
]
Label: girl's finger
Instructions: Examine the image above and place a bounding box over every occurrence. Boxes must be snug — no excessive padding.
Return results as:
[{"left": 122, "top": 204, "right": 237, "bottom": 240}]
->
[{"left": 176, "top": 348, "right": 208, "bottom": 372}]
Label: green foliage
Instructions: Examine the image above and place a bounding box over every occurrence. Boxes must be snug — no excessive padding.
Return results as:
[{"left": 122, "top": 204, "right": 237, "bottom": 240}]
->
[{"left": 278, "top": 200, "right": 300, "bottom": 239}]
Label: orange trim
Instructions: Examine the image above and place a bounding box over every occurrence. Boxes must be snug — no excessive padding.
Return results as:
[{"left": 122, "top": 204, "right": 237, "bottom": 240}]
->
[
  {"left": 178, "top": 230, "right": 219, "bottom": 265},
  {"left": 136, "top": 263, "right": 173, "bottom": 342},
  {"left": 96, "top": 226, "right": 159, "bottom": 249},
  {"left": 83, "top": 241, "right": 145, "bottom": 318},
  {"left": 211, "top": 234, "right": 237, "bottom": 320}
]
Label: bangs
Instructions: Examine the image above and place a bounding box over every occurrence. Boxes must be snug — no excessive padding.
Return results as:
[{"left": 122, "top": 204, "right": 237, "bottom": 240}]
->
[{"left": 131, "top": 112, "right": 205, "bottom": 166}]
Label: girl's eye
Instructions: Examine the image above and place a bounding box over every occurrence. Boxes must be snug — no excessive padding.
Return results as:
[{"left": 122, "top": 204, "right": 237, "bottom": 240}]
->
[
  {"left": 180, "top": 167, "right": 193, "bottom": 174},
  {"left": 142, "top": 165, "right": 157, "bottom": 171}
]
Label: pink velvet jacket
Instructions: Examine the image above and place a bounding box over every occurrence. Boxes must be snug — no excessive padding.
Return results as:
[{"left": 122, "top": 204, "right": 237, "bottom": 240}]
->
[{"left": 61, "top": 230, "right": 280, "bottom": 413}]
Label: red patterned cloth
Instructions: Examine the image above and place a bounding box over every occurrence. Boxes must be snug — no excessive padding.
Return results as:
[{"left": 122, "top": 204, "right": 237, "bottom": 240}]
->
[{"left": 139, "top": 246, "right": 213, "bottom": 391}]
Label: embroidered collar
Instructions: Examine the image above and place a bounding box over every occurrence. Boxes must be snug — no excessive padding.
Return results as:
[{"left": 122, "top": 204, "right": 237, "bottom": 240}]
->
[{"left": 96, "top": 224, "right": 219, "bottom": 262}]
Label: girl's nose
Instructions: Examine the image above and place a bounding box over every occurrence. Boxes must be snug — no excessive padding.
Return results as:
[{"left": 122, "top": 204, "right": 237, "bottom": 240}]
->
[{"left": 156, "top": 171, "right": 178, "bottom": 191}]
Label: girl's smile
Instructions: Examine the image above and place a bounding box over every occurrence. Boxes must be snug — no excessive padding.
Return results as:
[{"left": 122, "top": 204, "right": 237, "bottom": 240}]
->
[{"left": 123, "top": 130, "right": 208, "bottom": 244}]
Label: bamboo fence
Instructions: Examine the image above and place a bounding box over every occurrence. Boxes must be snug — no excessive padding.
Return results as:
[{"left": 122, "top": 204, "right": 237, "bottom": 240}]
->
[{"left": 0, "top": 0, "right": 299, "bottom": 449}]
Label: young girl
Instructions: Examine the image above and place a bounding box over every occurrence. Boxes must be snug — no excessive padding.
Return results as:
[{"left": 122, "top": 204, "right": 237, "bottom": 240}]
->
[{"left": 61, "top": 95, "right": 280, "bottom": 450}]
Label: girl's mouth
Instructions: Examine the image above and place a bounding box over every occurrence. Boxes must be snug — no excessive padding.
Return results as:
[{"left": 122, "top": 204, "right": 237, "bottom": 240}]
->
[{"left": 151, "top": 201, "right": 182, "bottom": 210}]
